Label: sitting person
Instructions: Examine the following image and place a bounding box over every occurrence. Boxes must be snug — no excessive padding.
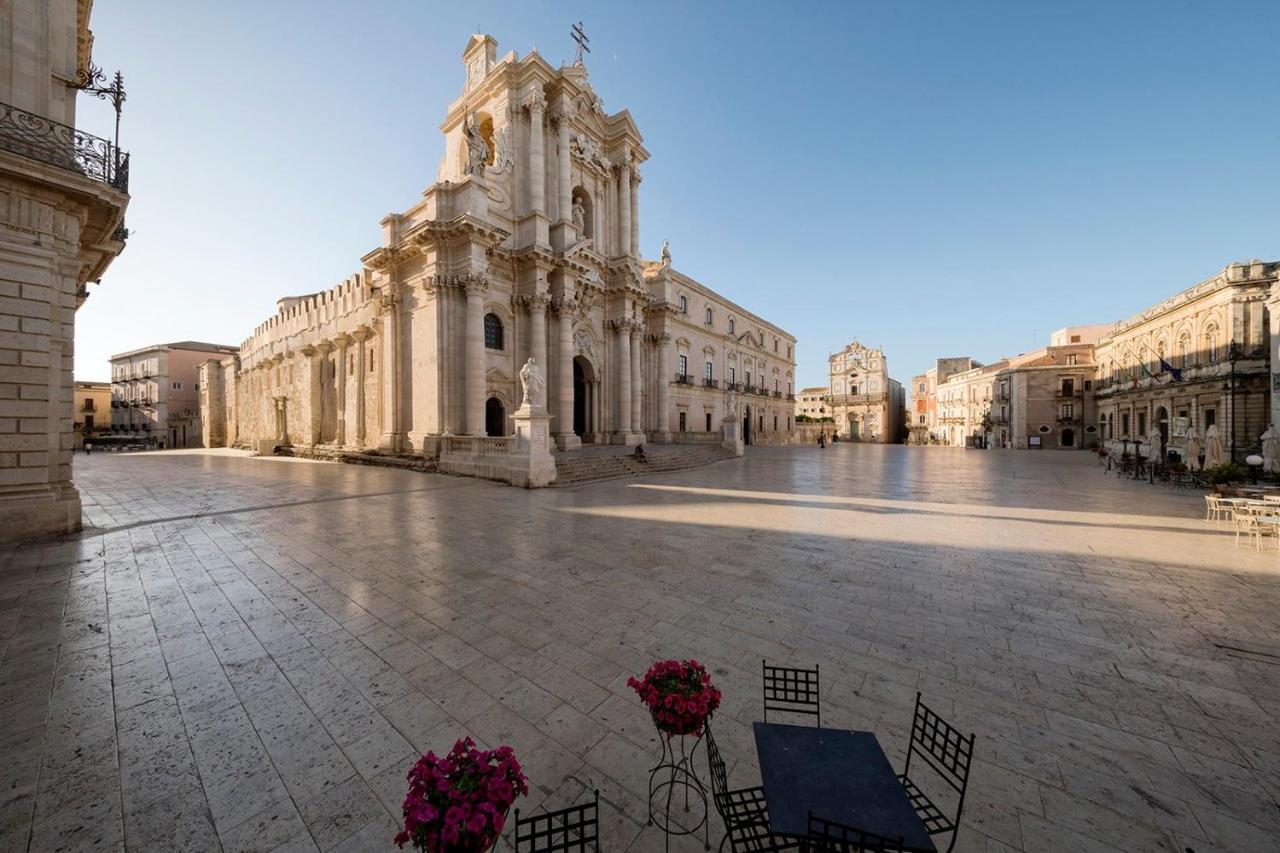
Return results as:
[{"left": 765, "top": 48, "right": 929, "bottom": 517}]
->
[{"left": 632, "top": 443, "right": 648, "bottom": 463}]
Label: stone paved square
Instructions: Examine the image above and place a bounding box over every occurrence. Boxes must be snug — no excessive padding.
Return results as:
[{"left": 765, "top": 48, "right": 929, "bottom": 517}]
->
[{"left": 2, "top": 445, "right": 1279, "bottom": 852}]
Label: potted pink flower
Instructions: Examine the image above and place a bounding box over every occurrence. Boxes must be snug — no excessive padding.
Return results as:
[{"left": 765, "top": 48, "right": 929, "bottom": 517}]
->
[
  {"left": 394, "top": 737, "right": 529, "bottom": 852},
  {"left": 628, "top": 658, "right": 722, "bottom": 737}
]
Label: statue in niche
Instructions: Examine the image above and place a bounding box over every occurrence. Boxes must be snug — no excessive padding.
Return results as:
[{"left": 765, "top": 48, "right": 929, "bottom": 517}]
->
[
  {"left": 519, "top": 358, "right": 545, "bottom": 409},
  {"left": 660, "top": 240, "right": 671, "bottom": 270},
  {"left": 463, "top": 113, "right": 488, "bottom": 177},
  {"left": 572, "top": 196, "right": 586, "bottom": 231}
]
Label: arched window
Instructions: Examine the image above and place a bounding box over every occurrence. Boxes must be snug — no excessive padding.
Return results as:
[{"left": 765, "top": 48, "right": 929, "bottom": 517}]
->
[
  {"left": 705, "top": 306, "right": 713, "bottom": 325},
  {"left": 1204, "top": 325, "right": 1218, "bottom": 362},
  {"left": 728, "top": 318, "right": 735, "bottom": 335},
  {"left": 678, "top": 295, "right": 688, "bottom": 314},
  {"left": 1178, "top": 333, "right": 1191, "bottom": 368},
  {"left": 484, "top": 313, "right": 504, "bottom": 350}
]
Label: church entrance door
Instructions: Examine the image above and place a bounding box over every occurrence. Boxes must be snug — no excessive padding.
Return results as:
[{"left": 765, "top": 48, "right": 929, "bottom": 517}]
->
[
  {"left": 573, "top": 356, "right": 595, "bottom": 441},
  {"left": 743, "top": 405, "right": 752, "bottom": 446}
]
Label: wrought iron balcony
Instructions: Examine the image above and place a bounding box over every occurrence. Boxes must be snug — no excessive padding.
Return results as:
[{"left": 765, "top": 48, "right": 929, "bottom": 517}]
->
[
  {"left": 674, "top": 373, "right": 692, "bottom": 385},
  {"left": 0, "top": 100, "right": 130, "bottom": 192},
  {"left": 703, "top": 378, "right": 719, "bottom": 389}
]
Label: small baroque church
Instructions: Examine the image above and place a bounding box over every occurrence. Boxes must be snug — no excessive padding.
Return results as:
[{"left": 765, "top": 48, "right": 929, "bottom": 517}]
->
[{"left": 200, "top": 33, "right": 797, "bottom": 457}]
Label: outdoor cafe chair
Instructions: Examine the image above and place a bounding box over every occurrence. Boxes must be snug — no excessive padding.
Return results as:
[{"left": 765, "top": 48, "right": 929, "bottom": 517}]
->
[
  {"left": 807, "top": 812, "right": 907, "bottom": 853},
  {"left": 706, "top": 722, "right": 772, "bottom": 852},
  {"left": 896, "top": 693, "right": 975, "bottom": 853},
  {"left": 762, "top": 660, "right": 821, "bottom": 726},
  {"left": 514, "top": 790, "right": 600, "bottom": 852},
  {"left": 1233, "top": 508, "right": 1266, "bottom": 551},
  {"left": 1204, "top": 494, "right": 1228, "bottom": 522}
]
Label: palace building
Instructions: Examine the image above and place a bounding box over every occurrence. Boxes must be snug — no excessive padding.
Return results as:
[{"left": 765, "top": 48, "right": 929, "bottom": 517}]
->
[{"left": 200, "top": 34, "right": 796, "bottom": 460}]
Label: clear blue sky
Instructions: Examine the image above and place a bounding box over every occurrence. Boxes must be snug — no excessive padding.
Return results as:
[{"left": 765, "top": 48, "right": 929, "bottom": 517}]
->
[{"left": 75, "top": 0, "right": 1280, "bottom": 388}]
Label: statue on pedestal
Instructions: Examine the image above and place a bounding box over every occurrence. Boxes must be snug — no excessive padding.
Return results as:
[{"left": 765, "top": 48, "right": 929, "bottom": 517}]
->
[
  {"left": 572, "top": 196, "right": 586, "bottom": 231},
  {"left": 519, "top": 357, "right": 545, "bottom": 409},
  {"left": 463, "top": 113, "right": 488, "bottom": 177},
  {"left": 660, "top": 239, "right": 671, "bottom": 270}
]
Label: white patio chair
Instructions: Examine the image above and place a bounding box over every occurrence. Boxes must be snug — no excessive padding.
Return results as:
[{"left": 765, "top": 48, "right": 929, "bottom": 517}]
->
[{"left": 1233, "top": 508, "right": 1264, "bottom": 551}]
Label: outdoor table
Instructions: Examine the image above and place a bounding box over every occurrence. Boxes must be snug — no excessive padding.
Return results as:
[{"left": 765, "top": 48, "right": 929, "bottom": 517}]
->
[
  {"left": 753, "top": 722, "right": 936, "bottom": 851},
  {"left": 1254, "top": 515, "right": 1280, "bottom": 548}
]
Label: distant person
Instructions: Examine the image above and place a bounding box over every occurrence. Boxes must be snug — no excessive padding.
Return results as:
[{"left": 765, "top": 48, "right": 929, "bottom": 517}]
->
[
  {"left": 83, "top": 441, "right": 92, "bottom": 455},
  {"left": 632, "top": 444, "right": 647, "bottom": 463},
  {"left": 817, "top": 433, "right": 826, "bottom": 448}
]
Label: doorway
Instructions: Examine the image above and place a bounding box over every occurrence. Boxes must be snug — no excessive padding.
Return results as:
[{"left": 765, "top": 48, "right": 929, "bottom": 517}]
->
[
  {"left": 1060, "top": 427, "right": 1075, "bottom": 448},
  {"left": 572, "top": 356, "right": 596, "bottom": 441},
  {"left": 485, "top": 397, "right": 505, "bottom": 437},
  {"left": 743, "top": 405, "right": 752, "bottom": 446}
]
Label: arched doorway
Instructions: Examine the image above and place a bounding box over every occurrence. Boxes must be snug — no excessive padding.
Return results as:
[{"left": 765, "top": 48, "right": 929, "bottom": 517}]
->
[
  {"left": 485, "top": 397, "right": 505, "bottom": 437},
  {"left": 573, "top": 356, "right": 596, "bottom": 440},
  {"left": 742, "top": 405, "right": 752, "bottom": 446},
  {"left": 1060, "top": 427, "right": 1075, "bottom": 448},
  {"left": 848, "top": 415, "right": 860, "bottom": 442},
  {"left": 1155, "top": 406, "right": 1169, "bottom": 457}
]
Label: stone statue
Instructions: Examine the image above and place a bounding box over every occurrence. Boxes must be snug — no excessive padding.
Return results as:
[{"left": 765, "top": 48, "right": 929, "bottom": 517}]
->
[
  {"left": 572, "top": 196, "right": 586, "bottom": 231},
  {"left": 660, "top": 240, "right": 671, "bottom": 270},
  {"left": 463, "top": 113, "right": 488, "bottom": 177},
  {"left": 519, "top": 357, "right": 545, "bottom": 409},
  {"left": 1263, "top": 425, "right": 1279, "bottom": 474}
]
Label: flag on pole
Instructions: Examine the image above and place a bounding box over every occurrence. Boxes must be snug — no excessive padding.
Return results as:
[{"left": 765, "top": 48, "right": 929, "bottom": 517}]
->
[{"left": 1158, "top": 357, "right": 1183, "bottom": 382}]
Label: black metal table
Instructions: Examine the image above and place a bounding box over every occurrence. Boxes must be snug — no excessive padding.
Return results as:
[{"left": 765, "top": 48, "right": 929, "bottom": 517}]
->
[{"left": 753, "top": 722, "right": 936, "bottom": 852}]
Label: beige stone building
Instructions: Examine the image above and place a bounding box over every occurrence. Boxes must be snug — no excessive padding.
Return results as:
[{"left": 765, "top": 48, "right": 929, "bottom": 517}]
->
[
  {"left": 1, "top": 0, "right": 129, "bottom": 542},
  {"left": 1096, "top": 261, "right": 1278, "bottom": 463},
  {"left": 111, "top": 341, "right": 237, "bottom": 448},
  {"left": 826, "top": 341, "right": 904, "bottom": 443},
  {"left": 908, "top": 357, "right": 979, "bottom": 445},
  {"left": 72, "top": 379, "right": 108, "bottom": 444},
  {"left": 201, "top": 34, "right": 795, "bottom": 460},
  {"left": 794, "top": 386, "right": 829, "bottom": 420}
]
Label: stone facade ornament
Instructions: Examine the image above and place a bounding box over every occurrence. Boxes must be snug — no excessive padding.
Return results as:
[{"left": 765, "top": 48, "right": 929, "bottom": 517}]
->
[
  {"left": 463, "top": 112, "right": 488, "bottom": 176},
  {"left": 573, "top": 328, "right": 594, "bottom": 355},
  {"left": 572, "top": 196, "right": 586, "bottom": 231},
  {"left": 519, "top": 357, "right": 546, "bottom": 410},
  {"left": 660, "top": 240, "right": 671, "bottom": 270}
]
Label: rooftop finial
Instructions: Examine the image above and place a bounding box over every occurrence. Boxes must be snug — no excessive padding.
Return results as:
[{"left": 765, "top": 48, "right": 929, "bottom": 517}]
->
[{"left": 571, "top": 21, "right": 590, "bottom": 66}]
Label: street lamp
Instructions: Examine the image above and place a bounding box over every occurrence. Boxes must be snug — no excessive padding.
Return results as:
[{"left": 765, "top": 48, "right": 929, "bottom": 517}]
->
[{"left": 1226, "top": 341, "right": 1243, "bottom": 464}]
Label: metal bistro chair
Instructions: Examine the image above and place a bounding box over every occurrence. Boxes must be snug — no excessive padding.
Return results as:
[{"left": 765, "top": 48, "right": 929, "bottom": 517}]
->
[
  {"left": 1204, "top": 494, "right": 1228, "bottom": 523},
  {"left": 896, "top": 693, "right": 975, "bottom": 853},
  {"left": 706, "top": 722, "right": 773, "bottom": 852},
  {"left": 807, "top": 812, "right": 906, "bottom": 853},
  {"left": 1232, "top": 506, "right": 1265, "bottom": 551},
  {"left": 762, "top": 660, "right": 820, "bottom": 727},
  {"left": 514, "top": 790, "right": 600, "bottom": 853}
]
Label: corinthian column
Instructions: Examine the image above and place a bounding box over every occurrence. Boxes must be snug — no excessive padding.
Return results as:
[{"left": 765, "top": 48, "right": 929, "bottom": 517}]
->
[
  {"left": 630, "top": 167, "right": 640, "bottom": 259},
  {"left": 301, "top": 345, "right": 322, "bottom": 446},
  {"left": 378, "top": 287, "right": 403, "bottom": 451},
  {"left": 528, "top": 293, "right": 548, "bottom": 391},
  {"left": 655, "top": 333, "right": 672, "bottom": 440},
  {"left": 615, "top": 320, "right": 632, "bottom": 438},
  {"left": 465, "top": 277, "right": 488, "bottom": 435},
  {"left": 555, "top": 298, "right": 579, "bottom": 449},
  {"left": 556, "top": 108, "right": 573, "bottom": 225},
  {"left": 617, "top": 157, "right": 632, "bottom": 257},
  {"left": 527, "top": 93, "right": 546, "bottom": 216},
  {"left": 353, "top": 327, "right": 369, "bottom": 447},
  {"left": 629, "top": 324, "right": 642, "bottom": 437},
  {"left": 334, "top": 335, "right": 350, "bottom": 446}
]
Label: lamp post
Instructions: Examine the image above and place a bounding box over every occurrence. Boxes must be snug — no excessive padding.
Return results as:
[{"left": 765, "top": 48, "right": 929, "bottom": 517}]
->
[{"left": 1227, "top": 341, "right": 1242, "bottom": 464}]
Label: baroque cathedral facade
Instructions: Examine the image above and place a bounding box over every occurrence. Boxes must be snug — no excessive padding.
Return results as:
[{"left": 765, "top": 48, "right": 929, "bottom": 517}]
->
[{"left": 200, "top": 34, "right": 796, "bottom": 456}]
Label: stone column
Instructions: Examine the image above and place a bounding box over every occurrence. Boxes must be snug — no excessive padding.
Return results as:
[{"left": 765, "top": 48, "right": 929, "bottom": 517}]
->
[
  {"left": 527, "top": 93, "right": 546, "bottom": 216},
  {"left": 557, "top": 108, "right": 572, "bottom": 225},
  {"left": 555, "top": 298, "right": 579, "bottom": 449},
  {"left": 335, "top": 335, "right": 350, "bottom": 446},
  {"left": 630, "top": 167, "right": 640, "bottom": 259},
  {"left": 302, "top": 345, "right": 322, "bottom": 446},
  {"left": 378, "top": 289, "right": 403, "bottom": 451},
  {"left": 528, "top": 294, "right": 548, "bottom": 382},
  {"left": 353, "top": 328, "right": 369, "bottom": 446},
  {"left": 615, "top": 320, "right": 632, "bottom": 436},
  {"left": 606, "top": 174, "right": 617, "bottom": 255},
  {"left": 464, "top": 277, "right": 488, "bottom": 435},
  {"left": 316, "top": 340, "right": 333, "bottom": 443},
  {"left": 630, "top": 324, "right": 642, "bottom": 437},
  {"left": 655, "top": 333, "right": 672, "bottom": 440},
  {"left": 617, "top": 158, "right": 632, "bottom": 257}
]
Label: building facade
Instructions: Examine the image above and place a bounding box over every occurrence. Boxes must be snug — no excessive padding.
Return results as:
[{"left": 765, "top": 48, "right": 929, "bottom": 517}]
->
[
  {"left": 907, "top": 357, "right": 980, "bottom": 445},
  {"left": 1, "top": 0, "right": 130, "bottom": 542},
  {"left": 794, "top": 387, "right": 829, "bottom": 420},
  {"left": 72, "top": 379, "right": 109, "bottom": 445},
  {"left": 201, "top": 34, "right": 795, "bottom": 458},
  {"left": 826, "top": 341, "right": 904, "bottom": 443},
  {"left": 990, "top": 329, "right": 1104, "bottom": 450},
  {"left": 1095, "top": 261, "right": 1278, "bottom": 463},
  {"left": 111, "top": 341, "right": 237, "bottom": 448}
]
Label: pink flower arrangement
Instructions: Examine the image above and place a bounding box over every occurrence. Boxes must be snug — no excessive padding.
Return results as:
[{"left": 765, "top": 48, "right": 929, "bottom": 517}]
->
[
  {"left": 394, "top": 737, "right": 529, "bottom": 852},
  {"left": 627, "top": 658, "right": 722, "bottom": 737}
]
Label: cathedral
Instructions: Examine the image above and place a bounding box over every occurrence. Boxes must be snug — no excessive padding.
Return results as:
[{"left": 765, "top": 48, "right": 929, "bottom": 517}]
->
[{"left": 200, "top": 33, "right": 797, "bottom": 459}]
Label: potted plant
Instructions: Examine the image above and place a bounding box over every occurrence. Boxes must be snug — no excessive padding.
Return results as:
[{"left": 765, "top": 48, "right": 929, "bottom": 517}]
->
[
  {"left": 628, "top": 658, "right": 722, "bottom": 737},
  {"left": 394, "top": 737, "right": 528, "bottom": 852}
]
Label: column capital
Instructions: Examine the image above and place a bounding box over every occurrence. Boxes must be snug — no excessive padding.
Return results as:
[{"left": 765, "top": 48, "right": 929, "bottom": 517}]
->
[
  {"left": 552, "top": 296, "right": 577, "bottom": 317},
  {"left": 299, "top": 345, "right": 318, "bottom": 358},
  {"left": 333, "top": 333, "right": 353, "bottom": 348},
  {"left": 462, "top": 275, "right": 490, "bottom": 297},
  {"left": 524, "top": 90, "right": 547, "bottom": 114},
  {"left": 520, "top": 292, "right": 550, "bottom": 312},
  {"left": 315, "top": 340, "right": 335, "bottom": 354},
  {"left": 631, "top": 164, "right": 643, "bottom": 185}
]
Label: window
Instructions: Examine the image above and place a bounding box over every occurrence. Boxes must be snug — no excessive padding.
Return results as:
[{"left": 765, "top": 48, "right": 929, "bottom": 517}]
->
[
  {"left": 1070, "top": 335, "right": 1081, "bottom": 343},
  {"left": 704, "top": 361, "right": 713, "bottom": 380},
  {"left": 773, "top": 415, "right": 778, "bottom": 431},
  {"left": 1137, "top": 411, "right": 1147, "bottom": 436},
  {"left": 172, "top": 382, "right": 182, "bottom": 390},
  {"left": 677, "top": 354, "right": 688, "bottom": 377},
  {"left": 787, "top": 345, "right": 792, "bottom": 359},
  {"left": 1061, "top": 379, "right": 1074, "bottom": 395},
  {"left": 774, "top": 379, "right": 779, "bottom": 392},
  {"left": 745, "top": 370, "right": 752, "bottom": 389},
  {"left": 774, "top": 338, "right": 778, "bottom": 352},
  {"left": 1121, "top": 413, "right": 1130, "bottom": 435},
  {"left": 1084, "top": 380, "right": 1092, "bottom": 391},
  {"left": 84, "top": 415, "right": 94, "bottom": 429},
  {"left": 705, "top": 307, "right": 713, "bottom": 325},
  {"left": 759, "top": 414, "right": 764, "bottom": 431},
  {"left": 1066, "top": 354, "right": 1077, "bottom": 366},
  {"left": 678, "top": 411, "right": 687, "bottom": 432},
  {"left": 729, "top": 318, "right": 735, "bottom": 334},
  {"left": 1061, "top": 403, "right": 1074, "bottom": 419},
  {"left": 918, "top": 383, "right": 925, "bottom": 393},
  {"left": 705, "top": 412, "right": 713, "bottom": 431},
  {"left": 758, "top": 332, "right": 765, "bottom": 347},
  {"left": 1203, "top": 408, "right": 1216, "bottom": 428},
  {"left": 679, "top": 295, "right": 688, "bottom": 314},
  {"left": 729, "top": 366, "right": 736, "bottom": 384},
  {"left": 1205, "top": 325, "right": 1219, "bottom": 362},
  {"left": 484, "top": 313, "right": 504, "bottom": 350},
  {"left": 84, "top": 398, "right": 95, "bottom": 412},
  {"left": 1179, "top": 333, "right": 1191, "bottom": 368}
]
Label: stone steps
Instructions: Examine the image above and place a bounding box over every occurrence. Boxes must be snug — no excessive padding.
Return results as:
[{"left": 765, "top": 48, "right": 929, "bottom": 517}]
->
[{"left": 551, "top": 444, "right": 735, "bottom": 486}]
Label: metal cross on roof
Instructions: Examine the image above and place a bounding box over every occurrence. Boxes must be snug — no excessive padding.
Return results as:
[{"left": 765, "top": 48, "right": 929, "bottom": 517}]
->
[{"left": 571, "top": 22, "right": 590, "bottom": 66}]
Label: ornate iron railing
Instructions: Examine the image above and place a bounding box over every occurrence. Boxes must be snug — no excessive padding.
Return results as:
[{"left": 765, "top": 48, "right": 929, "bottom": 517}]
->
[{"left": 0, "top": 101, "right": 129, "bottom": 192}]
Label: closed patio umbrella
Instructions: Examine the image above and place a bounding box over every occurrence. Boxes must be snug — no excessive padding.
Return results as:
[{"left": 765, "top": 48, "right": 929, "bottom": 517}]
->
[
  {"left": 1203, "top": 424, "right": 1223, "bottom": 469},
  {"left": 1183, "top": 425, "right": 1201, "bottom": 471},
  {"left": 1262, "top": 426, "right": 1279, "bottom": 474}
]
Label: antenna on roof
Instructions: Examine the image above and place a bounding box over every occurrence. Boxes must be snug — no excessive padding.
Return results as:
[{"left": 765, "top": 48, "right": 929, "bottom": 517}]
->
[{"left": 571, "top": 22, "right": 590, "bottom": 66}]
